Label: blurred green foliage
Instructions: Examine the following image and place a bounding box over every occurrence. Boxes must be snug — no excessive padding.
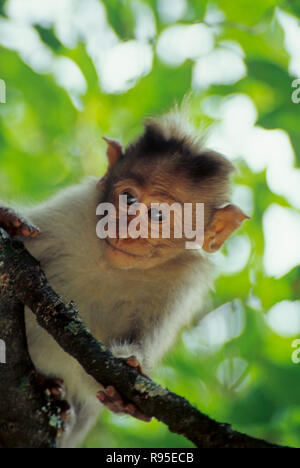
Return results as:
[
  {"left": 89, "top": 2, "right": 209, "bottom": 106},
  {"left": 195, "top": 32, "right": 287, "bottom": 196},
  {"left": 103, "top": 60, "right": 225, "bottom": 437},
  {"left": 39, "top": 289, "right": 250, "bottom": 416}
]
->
[{"left": 0, "top": 0, "right": 299, "bottom": 448}]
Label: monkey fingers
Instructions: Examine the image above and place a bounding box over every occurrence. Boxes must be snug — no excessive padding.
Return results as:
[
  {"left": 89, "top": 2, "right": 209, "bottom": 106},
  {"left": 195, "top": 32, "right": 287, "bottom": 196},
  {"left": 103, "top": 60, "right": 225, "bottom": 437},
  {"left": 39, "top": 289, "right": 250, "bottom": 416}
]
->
[
  {"left": 97, "top": 386, "right": 152, "bottom": 422},
  {"left": 36, "top": 374, "right": 66, "bottom": 401},
  {"left": 0, "top": 206, "right": 40, "bottom": 238},
  {"left": 35, "top": 374, "right": 72, "bottom": 433},
  {"left": 124, "top": 355, "right": 150, "bottom": 379}
]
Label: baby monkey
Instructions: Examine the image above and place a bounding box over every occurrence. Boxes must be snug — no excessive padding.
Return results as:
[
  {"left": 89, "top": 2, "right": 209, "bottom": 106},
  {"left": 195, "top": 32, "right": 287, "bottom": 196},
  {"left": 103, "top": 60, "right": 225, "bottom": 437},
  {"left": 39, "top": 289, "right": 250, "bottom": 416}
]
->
[{"left": 0, "top": 112, "right": 248, "bottom": 447}]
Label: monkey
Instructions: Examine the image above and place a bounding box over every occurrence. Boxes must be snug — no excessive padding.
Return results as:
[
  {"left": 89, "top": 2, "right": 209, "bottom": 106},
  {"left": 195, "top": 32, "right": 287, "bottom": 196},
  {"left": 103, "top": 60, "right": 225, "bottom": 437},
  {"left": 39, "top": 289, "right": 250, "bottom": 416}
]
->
[{"left": 0, "top": 112, "right": 249, "bottom": 448}]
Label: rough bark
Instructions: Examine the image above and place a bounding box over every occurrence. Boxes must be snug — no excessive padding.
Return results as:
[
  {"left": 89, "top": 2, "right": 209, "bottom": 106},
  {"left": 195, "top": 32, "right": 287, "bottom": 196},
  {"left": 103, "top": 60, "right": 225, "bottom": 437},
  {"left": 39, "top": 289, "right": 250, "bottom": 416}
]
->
[
  {"left": 0, "top": 231, "right": 57, "bottom": 448},
  {"left": 0, "top": 228, "right": 286, "bottom": 448}
]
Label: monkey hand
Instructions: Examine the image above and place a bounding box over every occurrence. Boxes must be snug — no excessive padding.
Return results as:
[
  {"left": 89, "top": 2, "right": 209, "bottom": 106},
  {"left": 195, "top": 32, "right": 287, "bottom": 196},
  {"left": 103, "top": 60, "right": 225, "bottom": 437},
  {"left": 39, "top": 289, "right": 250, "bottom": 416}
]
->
[
  {"left": 0, "top": 205, "right": 40, "bottom": 238},
  {"left": 97, "top": 356, "right": 152, "bottom": 423},
  {"left": 35, "top": 374, "right": 73, "bottom": 437}
]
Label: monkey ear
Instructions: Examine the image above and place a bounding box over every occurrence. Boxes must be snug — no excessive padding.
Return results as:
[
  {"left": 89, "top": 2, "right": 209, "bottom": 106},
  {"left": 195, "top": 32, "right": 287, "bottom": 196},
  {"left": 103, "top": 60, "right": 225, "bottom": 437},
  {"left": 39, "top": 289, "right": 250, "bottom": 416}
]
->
[
  {"left": 202, "top": 205, "right": 250, "bottom": 253},
  {"left": 103, "top": 137, "right": 123, "bottom": 169}
]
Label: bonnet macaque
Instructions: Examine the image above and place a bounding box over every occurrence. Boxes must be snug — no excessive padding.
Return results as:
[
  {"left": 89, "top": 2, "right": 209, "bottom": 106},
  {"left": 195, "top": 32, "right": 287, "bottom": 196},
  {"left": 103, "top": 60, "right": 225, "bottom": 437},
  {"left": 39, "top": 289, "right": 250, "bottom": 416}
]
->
[{"left": 0, "top": 113, "right": 248, "bottom": 448}]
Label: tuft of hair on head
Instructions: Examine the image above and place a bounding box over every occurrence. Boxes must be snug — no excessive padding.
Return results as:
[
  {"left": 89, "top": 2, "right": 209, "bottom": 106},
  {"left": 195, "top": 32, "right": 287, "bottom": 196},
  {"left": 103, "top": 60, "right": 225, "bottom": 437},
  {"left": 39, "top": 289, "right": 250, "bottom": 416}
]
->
[
  {"left": 130, "top": 108, "right": 202, "bottom": 156},
  {"left": 126, "top": 108, "right": 235, "bottom": 183}
]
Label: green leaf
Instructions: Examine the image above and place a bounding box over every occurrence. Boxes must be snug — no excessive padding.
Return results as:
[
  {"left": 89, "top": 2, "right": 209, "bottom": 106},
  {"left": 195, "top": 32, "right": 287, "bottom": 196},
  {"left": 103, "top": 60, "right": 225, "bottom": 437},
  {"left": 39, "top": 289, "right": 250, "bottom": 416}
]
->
[
  {"left": 102, "top": 0, "right": 136, "bottom": 40},
  {"left": 0, "top": 0, "right": 7, "bottom": 17},
  {"left": 215, "top": 0, "right": 278, "bottom": 25},
  {"left": 34, "top": 25, "right": 64, "bottom": 52}
]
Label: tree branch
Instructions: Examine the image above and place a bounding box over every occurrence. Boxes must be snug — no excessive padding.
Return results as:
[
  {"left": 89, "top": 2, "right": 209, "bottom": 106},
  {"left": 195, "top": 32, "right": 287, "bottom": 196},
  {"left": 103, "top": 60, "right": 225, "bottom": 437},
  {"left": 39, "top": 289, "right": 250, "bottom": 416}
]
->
[
  {"left": 0, "top": 228, "right": 286, "bottom": 448},
  {"left": 0, "top": 232, "right": 57, "bottom": 448}
]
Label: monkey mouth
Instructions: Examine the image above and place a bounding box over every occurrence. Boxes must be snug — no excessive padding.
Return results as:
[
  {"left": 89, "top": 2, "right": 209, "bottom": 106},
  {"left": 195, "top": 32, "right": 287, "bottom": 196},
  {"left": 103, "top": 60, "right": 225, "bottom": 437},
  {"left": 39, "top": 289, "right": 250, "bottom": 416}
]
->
[{"left": 105, "top": 238, "right": 145, "bottom": 258}]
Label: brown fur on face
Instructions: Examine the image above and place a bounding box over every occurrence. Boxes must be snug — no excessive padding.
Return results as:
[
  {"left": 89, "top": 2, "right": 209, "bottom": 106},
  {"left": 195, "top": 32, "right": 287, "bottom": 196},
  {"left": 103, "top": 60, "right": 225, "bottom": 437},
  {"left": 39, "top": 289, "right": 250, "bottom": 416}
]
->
[{"left": 100, "top": 112, "right": 247, "bottom": 270}]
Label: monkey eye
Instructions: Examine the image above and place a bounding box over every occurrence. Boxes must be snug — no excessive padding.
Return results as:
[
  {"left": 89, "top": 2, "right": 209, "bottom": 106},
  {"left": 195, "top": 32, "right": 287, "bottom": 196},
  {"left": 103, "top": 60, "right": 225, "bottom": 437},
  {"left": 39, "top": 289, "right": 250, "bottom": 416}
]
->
[
  {"left": 148, "top": 208, "right": 165, "bottom": 222},
  {"left": 122, "top": 192, "right": 138, "bottom": 206}
]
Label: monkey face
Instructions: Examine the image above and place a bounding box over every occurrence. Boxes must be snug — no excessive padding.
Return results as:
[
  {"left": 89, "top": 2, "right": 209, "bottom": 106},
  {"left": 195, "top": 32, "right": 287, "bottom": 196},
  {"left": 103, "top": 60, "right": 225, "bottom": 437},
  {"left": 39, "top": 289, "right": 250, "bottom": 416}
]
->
[{"left": 101, "top": 177, "right": 188, "bottom": 270}]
